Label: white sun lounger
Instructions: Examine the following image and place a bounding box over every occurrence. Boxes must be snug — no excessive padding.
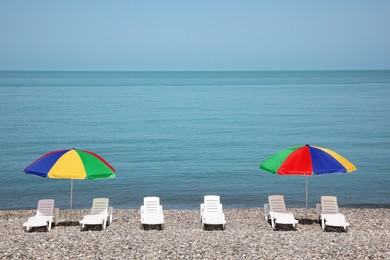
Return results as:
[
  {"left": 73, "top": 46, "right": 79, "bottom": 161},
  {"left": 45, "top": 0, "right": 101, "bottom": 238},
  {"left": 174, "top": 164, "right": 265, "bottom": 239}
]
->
[
  {"left": 79, "top": 198, "right": 113, "bottom": 230},
  {"left": 200, "top": 195, "right": 226, "bottom": 230},
  {"left": 140, "top": 197, "right": 164, "bottom": 230},
  {"left": 23, "top": 199, "right": 59, "bottom": 232},
  {"left": 264, "top": 195, "right": 298, "bottom": 230},
  {"left": 316, "top": 196, "right": 349, "bottom": 231}
]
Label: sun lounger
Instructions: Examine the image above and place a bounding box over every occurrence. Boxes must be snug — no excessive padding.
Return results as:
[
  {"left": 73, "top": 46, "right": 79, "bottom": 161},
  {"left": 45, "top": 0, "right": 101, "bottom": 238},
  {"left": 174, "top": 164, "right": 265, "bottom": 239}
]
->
[
  {"left": 200, "top": 195, "right": 226, "bottom": 230},
  {"left": 140, "top": 197, "right": 164, "bottom": 230},
  {"left": 264, "top": 195, "right": 298, "bottom": 230},
  {"left": 316, "top": 196, "right": 349, "bottom": 231},
  {"left": 79, "top": 198, "right": 113, "bottom": 230},
  {"left": 23, "top": 199, "right": 59, "bottom": 232}
]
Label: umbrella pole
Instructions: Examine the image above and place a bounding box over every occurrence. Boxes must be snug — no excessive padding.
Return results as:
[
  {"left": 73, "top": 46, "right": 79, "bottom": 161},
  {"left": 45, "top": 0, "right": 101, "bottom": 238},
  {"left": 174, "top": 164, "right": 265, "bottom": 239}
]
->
[
  {"left": 306, "top": 176, "right": 308, "bottom": 218},
  {"left": 70, "top": 179, "right": 73, "bottom": 209}
]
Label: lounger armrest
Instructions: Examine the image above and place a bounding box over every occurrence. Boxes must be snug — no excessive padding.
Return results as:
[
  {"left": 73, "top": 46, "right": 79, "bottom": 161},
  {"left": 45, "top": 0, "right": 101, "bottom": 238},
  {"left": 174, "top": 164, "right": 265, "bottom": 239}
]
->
[
  {"left": 200, "top": 203, "right": 205, "bottom": 217},
  {"left": 108, "top": 207, "right": 113, "bottom": 223},
  {"left": 219, "top": 212, "right": 226, "bottom": 224},
  {"left": 159, "top": 205, "right": 163, "bottom": 213},
  {"left": 316, "top": 204, "right": 321, "bottom": 221},
  {"left": 140, "top": 206, "right": 144, "bottom": 218},
  {"left": 160, "top": 206, "right": 165, "bottom": 223},
  {"left": 264, "top": 204, "right": 270, "bottom": 220},
  {"left": 54, "top": 208, "right": 59, "bottom": 225}
]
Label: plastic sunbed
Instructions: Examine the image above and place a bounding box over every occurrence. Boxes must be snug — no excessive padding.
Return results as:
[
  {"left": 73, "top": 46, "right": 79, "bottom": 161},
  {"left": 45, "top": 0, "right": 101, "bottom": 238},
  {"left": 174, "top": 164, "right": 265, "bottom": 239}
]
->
[
  {"left": 316, "top": 196, "right": 349, "bottom": 231},
  {"left": 79, "top": 198, "right": 113, "bottom": 230},
  {"left": 140, "top": 196, "right": 164, "bottom": 230},
  {"left": 23, "top": 199, "right": 59, "bottom": 232},
  {"left": 200, "top": 195, "right": 226, "bottom": 230},
  {"left": 264, "top": 195, "right": 298, "bottom": 230}
]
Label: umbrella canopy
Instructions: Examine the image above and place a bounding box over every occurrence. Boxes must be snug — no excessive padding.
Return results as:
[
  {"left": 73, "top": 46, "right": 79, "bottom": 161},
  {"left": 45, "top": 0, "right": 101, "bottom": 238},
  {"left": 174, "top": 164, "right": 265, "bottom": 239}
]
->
[
  {"left": 259, "top": 144, "right": 356, "bottom": 217},
  {"left": 24, "top": 148, "right": 116, "bottom": 209},
  {"left": 260, "top": 145, "right": 356, "bottom": 175}
]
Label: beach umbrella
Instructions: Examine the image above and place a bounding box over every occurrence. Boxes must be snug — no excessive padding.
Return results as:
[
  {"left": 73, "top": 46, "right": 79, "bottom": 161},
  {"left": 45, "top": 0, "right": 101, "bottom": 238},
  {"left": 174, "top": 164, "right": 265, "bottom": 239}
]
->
[
  {"left": 259, "top": 144, "right": 356, "bottom": 217},
  {"left": 24, "top": 148, "right": 116, "bottom": 209}
]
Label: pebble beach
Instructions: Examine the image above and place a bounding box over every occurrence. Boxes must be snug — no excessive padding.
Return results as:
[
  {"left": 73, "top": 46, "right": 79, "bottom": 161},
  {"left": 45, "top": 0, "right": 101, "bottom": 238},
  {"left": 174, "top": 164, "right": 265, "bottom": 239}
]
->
[{"left": 1, "top": 208, "right": 389, "bottom": 259}]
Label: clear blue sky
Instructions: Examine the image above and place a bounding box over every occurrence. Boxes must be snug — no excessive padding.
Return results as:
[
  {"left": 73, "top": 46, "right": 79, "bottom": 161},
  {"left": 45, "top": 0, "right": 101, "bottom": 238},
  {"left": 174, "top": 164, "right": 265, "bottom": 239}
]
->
[{"left": 1, "top": 1, "right": 389, "bottom": 71}]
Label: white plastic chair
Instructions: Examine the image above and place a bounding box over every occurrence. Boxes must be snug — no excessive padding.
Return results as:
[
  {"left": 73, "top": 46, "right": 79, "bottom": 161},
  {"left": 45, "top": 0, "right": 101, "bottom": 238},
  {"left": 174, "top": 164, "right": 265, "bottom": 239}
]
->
[
  {"left": 140, "top": 197, "right": 164, "bottom": 230},
  {"left": 316, "top": 196, "right": 349, "bottom": 231},
  {"left": 200, "top": 195, "right": 226, "bottom": 230},
  {"left": 79, "top": 198, "right": 113, "bottom": 230},
  {"left": 264, "top": 195, "right": 298, "bottom": 230}
]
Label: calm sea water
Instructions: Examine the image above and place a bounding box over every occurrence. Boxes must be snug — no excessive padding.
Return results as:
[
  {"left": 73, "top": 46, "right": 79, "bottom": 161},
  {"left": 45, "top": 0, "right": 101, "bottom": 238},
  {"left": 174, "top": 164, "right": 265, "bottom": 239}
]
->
[{"left": 0, "top": 71, "right": 389, "bottom": 210}]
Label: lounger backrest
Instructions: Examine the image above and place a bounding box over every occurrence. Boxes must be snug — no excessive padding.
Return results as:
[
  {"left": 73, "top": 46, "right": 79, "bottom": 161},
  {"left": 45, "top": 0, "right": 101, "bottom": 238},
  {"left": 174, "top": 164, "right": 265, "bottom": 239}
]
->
[
  {"left": 36, "top": 199, "right": 55, "bottom": 217},
  {"left": 143, "top": 197, "right": 160, "bottom": 214},
  {"left": 204, "top": 195, "right": 220, "bottom": 206},
  {"left": 203, "top": 195, "right": 221, "bottom": 213},
  {"left": 90, "top": 198, "right": 109, "bottom": 215},
  {"left": 268, "top": 195, "right": 287, "bottom": 212},
  {"left": 321, "top": 196, "right": 339, "bottom": 214},
  {"left": 204, "top": 203, "right": 222, "bottom": 213}
]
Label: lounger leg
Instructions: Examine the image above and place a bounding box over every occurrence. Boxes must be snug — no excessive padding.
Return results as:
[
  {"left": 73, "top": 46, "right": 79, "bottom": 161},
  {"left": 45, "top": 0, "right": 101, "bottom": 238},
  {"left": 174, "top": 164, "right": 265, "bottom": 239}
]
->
[
  {"left": 47, "top": 220, "right": 52, "bottom": 231},
  {"left": 271, "top": 218, "right": 276, "bottom": 230},
  {"left": 322, "top": 218, "right": 326, "bottom": 230}
]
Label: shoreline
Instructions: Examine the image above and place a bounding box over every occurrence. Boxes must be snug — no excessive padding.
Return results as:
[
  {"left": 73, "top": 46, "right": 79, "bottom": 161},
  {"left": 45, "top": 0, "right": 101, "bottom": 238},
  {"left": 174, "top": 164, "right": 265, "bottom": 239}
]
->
[
  {"left": 1, "top": 208, "right": 390, "bottom": 259},
  {"left": 2, "top": 203, "right": 390, "bottom": 211}
]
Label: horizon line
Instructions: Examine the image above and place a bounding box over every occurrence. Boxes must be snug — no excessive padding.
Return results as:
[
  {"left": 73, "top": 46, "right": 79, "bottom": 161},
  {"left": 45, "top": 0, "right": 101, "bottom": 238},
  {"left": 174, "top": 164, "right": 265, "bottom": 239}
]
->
[{"left": 1, "top": 69, "right": 390, "bottom": 73}]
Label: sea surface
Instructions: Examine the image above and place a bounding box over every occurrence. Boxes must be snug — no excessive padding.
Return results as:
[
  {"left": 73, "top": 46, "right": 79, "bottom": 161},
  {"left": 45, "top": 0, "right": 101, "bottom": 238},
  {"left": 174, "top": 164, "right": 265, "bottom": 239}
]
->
[{"left": 0, "top": 71, "right": 389, "bottom": 210}]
